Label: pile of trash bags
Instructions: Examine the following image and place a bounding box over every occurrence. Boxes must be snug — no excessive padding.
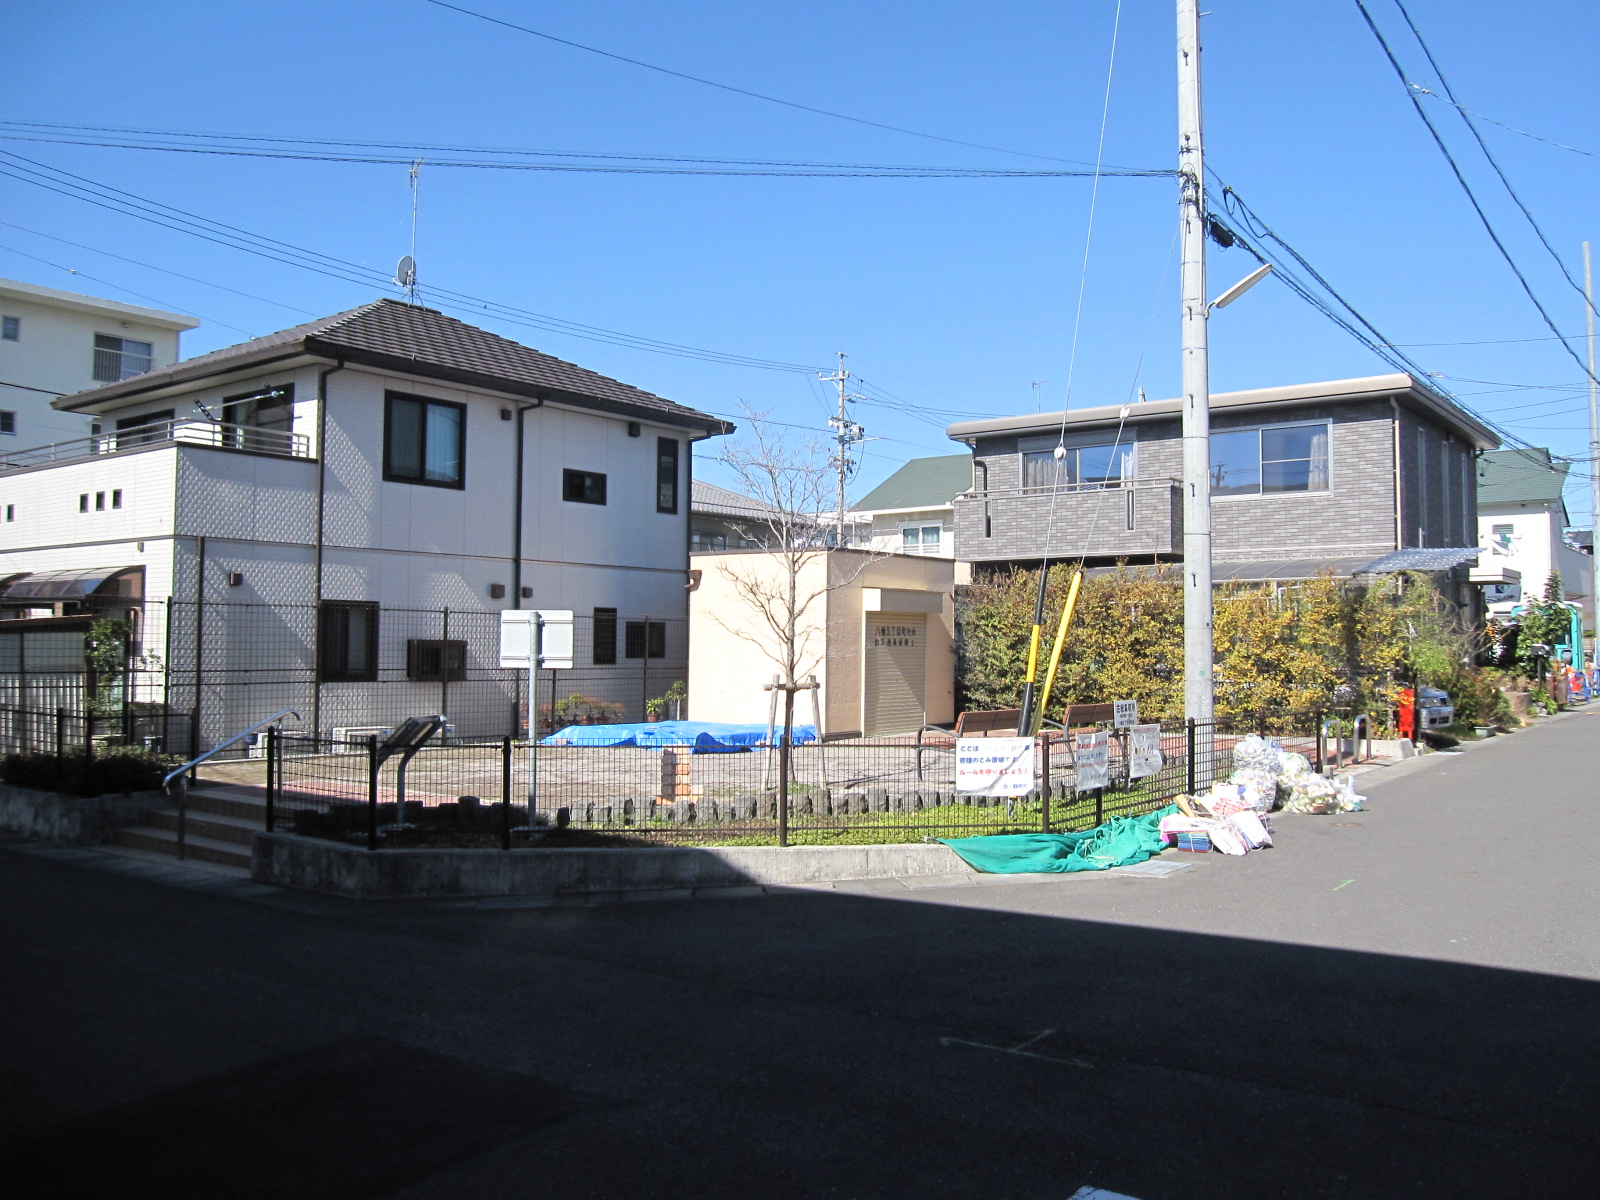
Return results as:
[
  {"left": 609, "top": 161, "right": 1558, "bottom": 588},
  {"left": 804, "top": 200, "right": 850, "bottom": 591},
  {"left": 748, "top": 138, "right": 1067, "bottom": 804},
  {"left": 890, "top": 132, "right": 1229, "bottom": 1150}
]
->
[{"left": 1158, "top": 733, "right": 1367, "bottom": 856}]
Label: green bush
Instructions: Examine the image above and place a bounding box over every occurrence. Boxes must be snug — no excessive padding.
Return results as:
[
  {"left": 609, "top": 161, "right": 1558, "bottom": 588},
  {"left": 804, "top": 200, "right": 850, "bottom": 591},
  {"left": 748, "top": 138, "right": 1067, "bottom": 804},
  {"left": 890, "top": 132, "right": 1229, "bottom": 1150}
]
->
[{"left": 0, "top": 745, "right": 185, "bottom": 796}]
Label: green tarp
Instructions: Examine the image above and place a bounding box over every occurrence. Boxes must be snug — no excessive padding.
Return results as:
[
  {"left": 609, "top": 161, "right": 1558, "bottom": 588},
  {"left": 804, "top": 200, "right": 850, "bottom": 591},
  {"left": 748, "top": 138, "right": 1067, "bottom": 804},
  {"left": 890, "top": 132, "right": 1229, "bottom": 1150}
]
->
[{"left": 939, "top": 804, "right": 1180, "bottom": 874}]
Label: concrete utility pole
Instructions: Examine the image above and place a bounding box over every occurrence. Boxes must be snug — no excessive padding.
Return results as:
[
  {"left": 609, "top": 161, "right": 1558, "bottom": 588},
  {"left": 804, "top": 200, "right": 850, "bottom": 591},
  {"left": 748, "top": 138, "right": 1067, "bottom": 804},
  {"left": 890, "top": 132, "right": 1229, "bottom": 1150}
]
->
[
  {"left": 1585, "top": 243, "right": 1599, "bottom": 669},
  {"left": 819, "top": 352, "right": 864, "bottom": 548},
  {"left": 1177, "top": 0, "right": 1214, "bottom": 725}
]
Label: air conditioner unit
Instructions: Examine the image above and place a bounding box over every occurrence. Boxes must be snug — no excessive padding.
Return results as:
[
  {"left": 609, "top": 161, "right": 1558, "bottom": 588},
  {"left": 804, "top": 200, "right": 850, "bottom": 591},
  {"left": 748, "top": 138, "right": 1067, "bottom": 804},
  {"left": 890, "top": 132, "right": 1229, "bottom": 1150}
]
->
[{"left": 329, "top": 725, "right": 393, "bottom": 754}]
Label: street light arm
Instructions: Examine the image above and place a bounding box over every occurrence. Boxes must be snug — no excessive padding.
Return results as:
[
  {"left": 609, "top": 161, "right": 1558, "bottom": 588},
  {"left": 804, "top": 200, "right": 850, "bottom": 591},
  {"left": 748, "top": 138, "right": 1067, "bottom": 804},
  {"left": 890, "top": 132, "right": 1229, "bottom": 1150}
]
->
[{"left": 1210, "top": 262, "right": 1273, "bottom": 310}]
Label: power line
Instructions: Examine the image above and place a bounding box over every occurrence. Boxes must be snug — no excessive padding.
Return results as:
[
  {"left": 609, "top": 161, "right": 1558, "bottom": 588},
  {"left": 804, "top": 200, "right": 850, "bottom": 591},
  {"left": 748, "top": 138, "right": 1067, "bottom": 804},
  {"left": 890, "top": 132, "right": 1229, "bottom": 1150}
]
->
[
  {"left": 1385, "top": 0, "right": 1589, "bottom": 304},
  {"left": 1349, "top": 0, "right": 1596, "bottom": 389},
  {"left": 0, "top": 150, "right": 833, "bottom": 374},
  {"left": 0, "top": 126, "right": 1166, "bottom": 179},
  {"left": 1410, "top": 87, "right": 1600, "bottom": 161},
  {"left": 421, "top": 0, "right": 1129, "bottom": 170}
]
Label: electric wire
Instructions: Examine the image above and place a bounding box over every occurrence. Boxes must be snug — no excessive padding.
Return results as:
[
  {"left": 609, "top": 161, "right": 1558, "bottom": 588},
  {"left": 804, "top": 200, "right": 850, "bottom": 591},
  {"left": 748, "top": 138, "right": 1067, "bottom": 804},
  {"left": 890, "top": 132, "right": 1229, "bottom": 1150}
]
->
[
  {"left": 0, "top": 127, "right": 1166, "bottom": 178},
  {"left": 1409, "top": 88, "right": 1600, "bottom": 161},
  {"left": 1386, "top": 0, "right": 1589, "bottom": 305},
  {"left": 421, "top": 0, "right": 1132, "bottom": 170},
  {"left": 1350, "top": 0, "right": 1596, "bottom": 390}
]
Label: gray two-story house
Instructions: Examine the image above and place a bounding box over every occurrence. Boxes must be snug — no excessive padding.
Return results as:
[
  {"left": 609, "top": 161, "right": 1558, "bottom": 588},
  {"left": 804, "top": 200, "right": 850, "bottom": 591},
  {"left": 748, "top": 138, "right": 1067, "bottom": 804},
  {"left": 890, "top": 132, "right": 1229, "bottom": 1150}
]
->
[{"left": 945, "top": 373, "right": 1499, "bottom": 582}]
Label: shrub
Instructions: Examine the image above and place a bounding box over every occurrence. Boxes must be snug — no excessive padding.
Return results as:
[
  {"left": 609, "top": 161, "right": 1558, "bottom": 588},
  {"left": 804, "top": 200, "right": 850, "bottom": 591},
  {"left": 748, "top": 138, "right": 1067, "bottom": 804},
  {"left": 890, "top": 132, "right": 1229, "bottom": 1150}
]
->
[{"left": 1, "top": 745, "right": 185, "bottom": 796}]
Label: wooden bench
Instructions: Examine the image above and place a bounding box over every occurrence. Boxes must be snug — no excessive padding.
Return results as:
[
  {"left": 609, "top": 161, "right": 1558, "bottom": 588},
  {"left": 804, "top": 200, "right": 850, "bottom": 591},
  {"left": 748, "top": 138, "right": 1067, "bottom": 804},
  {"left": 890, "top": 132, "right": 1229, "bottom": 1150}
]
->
[{"left": 1059, "top": 702, "right": 1117, "bottom": 731}]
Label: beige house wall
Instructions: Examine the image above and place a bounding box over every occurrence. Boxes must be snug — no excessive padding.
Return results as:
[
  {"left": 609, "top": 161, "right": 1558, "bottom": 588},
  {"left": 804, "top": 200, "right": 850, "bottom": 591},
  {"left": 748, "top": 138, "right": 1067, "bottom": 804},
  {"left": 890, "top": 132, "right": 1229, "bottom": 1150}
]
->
[{"left": 688, "top": 549, "right": 956, "bottom": 735}]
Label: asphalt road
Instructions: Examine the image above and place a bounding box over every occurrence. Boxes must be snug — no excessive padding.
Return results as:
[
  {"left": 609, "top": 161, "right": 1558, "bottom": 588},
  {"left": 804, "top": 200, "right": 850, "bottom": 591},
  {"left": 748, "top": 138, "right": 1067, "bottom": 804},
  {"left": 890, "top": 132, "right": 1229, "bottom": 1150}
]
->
[{"left": 3, "top": 710, "right": 1598, "bottom": 1199}]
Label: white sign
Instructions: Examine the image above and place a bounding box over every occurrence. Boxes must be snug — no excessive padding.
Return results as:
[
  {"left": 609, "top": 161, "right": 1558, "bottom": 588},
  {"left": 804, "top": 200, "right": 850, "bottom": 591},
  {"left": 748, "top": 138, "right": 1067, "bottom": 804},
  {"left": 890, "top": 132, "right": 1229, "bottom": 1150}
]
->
[
  {"left": 1128, "top": 724, "right": 1165, "bottom": 780},
  {"left": 1113, "top": 698, "right": 1139, "bottom": 729},
  {"left": 956, "top": 737, "right": 1036, "bottom": 797},
  {"left": 1074, "top": 731, "right": 1110, "bottom": 791},
  {"left": 499, "top": 609, "right": 575, "bottom": 669}
]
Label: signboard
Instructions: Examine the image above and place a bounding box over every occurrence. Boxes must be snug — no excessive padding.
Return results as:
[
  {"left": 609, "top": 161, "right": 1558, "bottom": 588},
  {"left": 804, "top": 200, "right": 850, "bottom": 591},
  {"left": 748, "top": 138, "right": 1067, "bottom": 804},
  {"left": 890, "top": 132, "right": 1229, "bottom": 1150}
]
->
[
  {"left": 956, "top": 737, "right": 1036, "bottom": 798},
  {"left": 1073, "top": 731, "right": 1110, "bottom": 791},
  {"left": 1128, "top": 723, "right": 1165, "bottom": 780},
  {"left": 1113, "top": 698, "right": 1139, "bottom": 729},
  {"left": 499, "top": 609, "right": 575, "bottom": 669}
]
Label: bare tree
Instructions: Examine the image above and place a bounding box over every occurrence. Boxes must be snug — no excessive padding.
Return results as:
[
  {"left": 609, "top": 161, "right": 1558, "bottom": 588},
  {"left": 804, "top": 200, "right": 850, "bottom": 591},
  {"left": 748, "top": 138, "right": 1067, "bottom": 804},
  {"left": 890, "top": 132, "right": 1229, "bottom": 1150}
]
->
[{"left": 712, "top": 409, "right": 839, "bottom": 688}]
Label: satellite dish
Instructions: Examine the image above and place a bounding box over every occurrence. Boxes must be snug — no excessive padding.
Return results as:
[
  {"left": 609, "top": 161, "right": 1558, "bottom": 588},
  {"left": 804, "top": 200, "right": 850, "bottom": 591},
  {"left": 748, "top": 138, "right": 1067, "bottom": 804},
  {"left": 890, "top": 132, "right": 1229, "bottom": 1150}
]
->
[{"left": 395, "top": 255, "right": 416, "bottom": 288}]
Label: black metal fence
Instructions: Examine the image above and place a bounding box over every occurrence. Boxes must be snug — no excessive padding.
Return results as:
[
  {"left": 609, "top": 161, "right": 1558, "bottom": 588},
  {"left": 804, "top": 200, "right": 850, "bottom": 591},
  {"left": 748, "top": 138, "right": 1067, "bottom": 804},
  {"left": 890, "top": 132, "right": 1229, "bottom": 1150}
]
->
[
  {"left": 0, "top": 600, "right": 688, "bottom": 757},
  {"left": 245, "top": 711, "right": 1352, "bottom": 848}
]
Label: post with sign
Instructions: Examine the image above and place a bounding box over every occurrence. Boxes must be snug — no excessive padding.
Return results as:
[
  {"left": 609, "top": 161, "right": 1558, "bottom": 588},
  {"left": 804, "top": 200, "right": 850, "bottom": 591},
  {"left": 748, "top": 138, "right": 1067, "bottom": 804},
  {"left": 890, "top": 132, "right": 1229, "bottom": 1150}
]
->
[{"left": 500, "top": 609, "right": 573, "bottom": 829}]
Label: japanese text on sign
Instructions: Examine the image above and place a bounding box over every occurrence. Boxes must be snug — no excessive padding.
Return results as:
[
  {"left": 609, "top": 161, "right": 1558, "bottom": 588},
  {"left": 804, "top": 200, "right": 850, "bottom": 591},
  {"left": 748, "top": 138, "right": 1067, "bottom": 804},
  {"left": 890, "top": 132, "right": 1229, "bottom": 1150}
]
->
[
  {"left": 870, "top": 624, "right": 921, "bottom": 649},
  {"left": 1074, "top": 731, "right": 1110, "bottom": 791},
  {"left": 955, "top": 737, "right": 1036, "bottom": 797},
  {"left": 1128, "top": 724, "right": 1164, "bottom": 779},
  {"left": 1113, "top": 698, "right": 1139, "bottom": 728}
]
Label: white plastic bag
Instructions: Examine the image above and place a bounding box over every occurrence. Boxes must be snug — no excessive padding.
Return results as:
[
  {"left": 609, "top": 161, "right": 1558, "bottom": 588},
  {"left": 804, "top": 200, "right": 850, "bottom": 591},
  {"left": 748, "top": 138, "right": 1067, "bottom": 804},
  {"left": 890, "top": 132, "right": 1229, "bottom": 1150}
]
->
[{"left": 1228, "top": 809, "right": 1272, "bottom": 849}]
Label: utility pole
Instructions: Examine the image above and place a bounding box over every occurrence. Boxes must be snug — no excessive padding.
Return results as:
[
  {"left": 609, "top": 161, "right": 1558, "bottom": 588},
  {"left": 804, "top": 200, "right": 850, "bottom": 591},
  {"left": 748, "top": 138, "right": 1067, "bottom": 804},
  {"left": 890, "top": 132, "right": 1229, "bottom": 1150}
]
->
[
  {"left": 819, "top": 352, "right": 864, "bottom": 548},
  {"left": 1177, "top": 0, "right": 1214, "bottom": 726},
  {"left": 1585, "top": 243, "right": 1599, "bottom": 671}
]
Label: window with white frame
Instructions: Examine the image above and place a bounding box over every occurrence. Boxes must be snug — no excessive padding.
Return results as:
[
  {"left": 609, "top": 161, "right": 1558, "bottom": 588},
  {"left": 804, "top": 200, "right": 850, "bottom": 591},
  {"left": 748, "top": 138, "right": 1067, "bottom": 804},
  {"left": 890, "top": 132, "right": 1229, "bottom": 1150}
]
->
[
  {"left": 1210, "top": 421, "right": 1329, "bottom": 497},
  {"left": 1021, "top": 440, "right": 1134, "bottom": 489},
  {"left": 901, "top": 524, "right": 943, "bottom": 554}
]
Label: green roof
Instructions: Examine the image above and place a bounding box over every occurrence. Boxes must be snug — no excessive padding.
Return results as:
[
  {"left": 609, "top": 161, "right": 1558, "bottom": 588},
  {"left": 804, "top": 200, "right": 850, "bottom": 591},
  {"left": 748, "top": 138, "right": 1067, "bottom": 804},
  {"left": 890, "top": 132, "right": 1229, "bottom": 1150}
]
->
[
  {"left": 853, "top": 454, "right": 972, "bottom": 511},
  {"left": 1477, "top": 448, "right": 1570, "bottom": 507}
]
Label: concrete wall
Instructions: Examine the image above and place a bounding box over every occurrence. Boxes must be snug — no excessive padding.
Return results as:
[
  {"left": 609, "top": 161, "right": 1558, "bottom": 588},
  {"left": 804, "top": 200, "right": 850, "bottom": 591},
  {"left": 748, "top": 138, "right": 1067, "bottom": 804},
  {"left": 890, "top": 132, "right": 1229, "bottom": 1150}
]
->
[
  {"left": 0, "top": 782, "right": 163, "bottom": 844},
  {"left": 688, "top": 550, "right": 954, "bottom": 734},
  {"left": 254, "top": 831, "right": 970, "bottom": 899}
]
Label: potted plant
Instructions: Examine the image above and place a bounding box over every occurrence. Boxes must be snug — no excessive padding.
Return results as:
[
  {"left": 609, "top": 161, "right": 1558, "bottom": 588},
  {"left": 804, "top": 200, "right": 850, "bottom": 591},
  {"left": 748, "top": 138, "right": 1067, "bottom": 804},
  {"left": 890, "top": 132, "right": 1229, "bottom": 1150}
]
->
[
  {"left": 645, "top": 696, "right": 666, "bottom": 722},
  {"left": 663, "top": 680, "right": 687, "bottom": 721}
]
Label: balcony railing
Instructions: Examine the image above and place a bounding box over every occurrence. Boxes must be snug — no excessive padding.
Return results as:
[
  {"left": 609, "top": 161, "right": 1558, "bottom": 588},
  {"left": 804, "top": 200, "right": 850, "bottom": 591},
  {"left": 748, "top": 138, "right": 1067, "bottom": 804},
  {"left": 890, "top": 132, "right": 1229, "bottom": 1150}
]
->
[
  {"left": 0, "top": 419, "right": 312, "bottom": 474},
  {"left": 954, "top": 478, "right": 1182, "bottom": 559},
  {"left": 91, "top": 346, "right": 154, "bottom": 383}
]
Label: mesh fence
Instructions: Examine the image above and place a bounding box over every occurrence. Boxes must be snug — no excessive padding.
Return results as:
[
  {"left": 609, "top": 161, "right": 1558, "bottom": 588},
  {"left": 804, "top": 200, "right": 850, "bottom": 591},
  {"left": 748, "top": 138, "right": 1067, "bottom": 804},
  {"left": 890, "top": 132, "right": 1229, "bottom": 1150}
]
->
[{"left": 244, "top": 712, "right": 1357, "bottom": 848}]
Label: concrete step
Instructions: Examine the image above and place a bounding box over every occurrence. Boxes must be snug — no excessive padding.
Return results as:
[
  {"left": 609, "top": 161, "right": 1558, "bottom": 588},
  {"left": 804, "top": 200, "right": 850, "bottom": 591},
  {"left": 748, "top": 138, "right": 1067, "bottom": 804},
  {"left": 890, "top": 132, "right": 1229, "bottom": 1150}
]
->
[
  {"left": 180, "top": 786, "right": 268, "bottom": 822},
  {"left": 112, "top": 825, "right": 253, "bottom": 870},
  {"left": 148, "top": 808, "right": 260, "bottom": 846}
]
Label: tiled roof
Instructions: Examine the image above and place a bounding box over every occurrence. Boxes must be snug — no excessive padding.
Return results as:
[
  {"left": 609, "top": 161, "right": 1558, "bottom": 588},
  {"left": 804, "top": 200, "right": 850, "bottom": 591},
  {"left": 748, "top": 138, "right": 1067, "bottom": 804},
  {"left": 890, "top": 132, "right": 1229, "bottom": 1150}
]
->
[
  {"left": 691, "top": 480, "right": 779, "bottom": 518},
  {"left": 853, "top": 454, "right": 973, "bottom": 511},
  {"left": 56, "top": 299, "right": 732, "bottom": 433},
  {"left": 1476, "top": 447, "right": 1570, "bottom": 507}
]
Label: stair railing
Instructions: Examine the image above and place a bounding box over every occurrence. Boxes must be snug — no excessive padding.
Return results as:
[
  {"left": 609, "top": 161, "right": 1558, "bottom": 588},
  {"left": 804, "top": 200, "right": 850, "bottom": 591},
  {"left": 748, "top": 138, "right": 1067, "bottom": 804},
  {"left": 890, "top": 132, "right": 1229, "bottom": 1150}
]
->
[{"left": 162, "top": 710, "right": 300, "bottom": 860}]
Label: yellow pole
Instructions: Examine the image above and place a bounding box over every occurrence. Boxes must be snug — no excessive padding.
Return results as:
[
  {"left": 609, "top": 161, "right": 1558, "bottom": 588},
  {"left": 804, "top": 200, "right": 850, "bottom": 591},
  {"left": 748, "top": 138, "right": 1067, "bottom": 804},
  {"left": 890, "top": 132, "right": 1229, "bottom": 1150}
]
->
[{"left": 1031, "top": 569, "right": 1083, "bottom": 734}]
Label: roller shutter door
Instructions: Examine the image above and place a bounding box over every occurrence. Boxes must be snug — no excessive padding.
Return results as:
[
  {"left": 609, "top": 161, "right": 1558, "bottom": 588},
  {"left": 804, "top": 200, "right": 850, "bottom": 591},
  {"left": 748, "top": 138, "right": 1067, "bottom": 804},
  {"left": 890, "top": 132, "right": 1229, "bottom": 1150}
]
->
[{"left": 863, "top": 614, "right": 927, "bottom": 736}]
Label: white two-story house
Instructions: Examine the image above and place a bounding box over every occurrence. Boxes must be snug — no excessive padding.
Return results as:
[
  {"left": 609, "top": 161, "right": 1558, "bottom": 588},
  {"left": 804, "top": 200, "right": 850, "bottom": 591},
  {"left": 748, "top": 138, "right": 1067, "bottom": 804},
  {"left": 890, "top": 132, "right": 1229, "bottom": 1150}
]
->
[
  {"left": 1475, "top": 447, "right": 1593, "bottom": 625},
  {"left": 0, "top": 299, "right": 730, "bottom": 748}
]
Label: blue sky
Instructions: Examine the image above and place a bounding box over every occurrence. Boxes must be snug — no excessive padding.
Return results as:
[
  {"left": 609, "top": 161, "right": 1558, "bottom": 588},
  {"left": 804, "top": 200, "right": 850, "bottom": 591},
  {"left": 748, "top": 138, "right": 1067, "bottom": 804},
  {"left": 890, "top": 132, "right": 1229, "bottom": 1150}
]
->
[{"left": 3, "top": 1, "right": 1597, "bottom": 520}]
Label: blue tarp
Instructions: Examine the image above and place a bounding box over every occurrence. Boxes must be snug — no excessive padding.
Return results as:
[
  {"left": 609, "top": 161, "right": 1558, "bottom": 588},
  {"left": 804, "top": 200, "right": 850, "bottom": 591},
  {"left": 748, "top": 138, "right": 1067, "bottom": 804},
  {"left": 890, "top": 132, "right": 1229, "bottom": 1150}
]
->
[{"left": 541, "top": 720, "right": 819, "bottom": 749}]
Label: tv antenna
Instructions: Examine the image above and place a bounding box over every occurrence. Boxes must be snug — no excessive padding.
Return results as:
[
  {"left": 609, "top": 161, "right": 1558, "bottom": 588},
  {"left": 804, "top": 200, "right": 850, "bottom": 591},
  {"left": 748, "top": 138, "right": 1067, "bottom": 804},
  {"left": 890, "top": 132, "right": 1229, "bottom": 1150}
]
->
[{"left": 395, "top": 159, "right": 422, "bottom": 303}]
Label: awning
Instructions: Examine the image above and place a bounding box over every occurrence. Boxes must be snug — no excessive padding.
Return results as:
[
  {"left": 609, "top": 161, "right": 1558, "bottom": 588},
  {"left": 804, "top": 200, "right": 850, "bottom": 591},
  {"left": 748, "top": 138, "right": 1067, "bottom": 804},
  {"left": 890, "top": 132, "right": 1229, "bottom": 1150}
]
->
[
  {"left": 1212, "top": 557, "right": 1377, "bottom": 582},
  {"left": 1354, "top": 547, "right": 1482, "bottom": 574},
  {"left": 0, "top": 567, "right": 140, "bottom": 601}
]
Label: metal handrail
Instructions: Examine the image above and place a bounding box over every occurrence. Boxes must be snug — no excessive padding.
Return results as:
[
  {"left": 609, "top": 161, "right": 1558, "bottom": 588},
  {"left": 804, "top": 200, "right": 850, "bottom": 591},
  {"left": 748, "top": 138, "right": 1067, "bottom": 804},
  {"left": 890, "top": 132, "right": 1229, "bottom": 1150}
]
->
[
  {"left": 163, "top": 709, "right": 299, "bottom": 860},
  {"left": 0, "top": 419, "right": 311, "bottom": 474}
]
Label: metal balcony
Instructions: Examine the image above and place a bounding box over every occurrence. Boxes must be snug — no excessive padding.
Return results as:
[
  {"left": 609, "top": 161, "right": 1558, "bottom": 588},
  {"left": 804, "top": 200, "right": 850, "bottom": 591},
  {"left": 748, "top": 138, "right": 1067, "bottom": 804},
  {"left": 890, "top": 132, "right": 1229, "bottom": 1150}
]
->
[{"left": 0, "top": 419, "right": 312, "bottom": 475}]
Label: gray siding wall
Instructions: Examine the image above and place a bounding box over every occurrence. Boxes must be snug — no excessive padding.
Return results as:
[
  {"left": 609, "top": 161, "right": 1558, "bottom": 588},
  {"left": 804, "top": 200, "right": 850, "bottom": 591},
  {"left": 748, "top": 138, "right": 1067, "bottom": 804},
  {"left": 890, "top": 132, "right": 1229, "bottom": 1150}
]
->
[{"left": 956, "top": 396, "right": 1475, "bottom": 566}]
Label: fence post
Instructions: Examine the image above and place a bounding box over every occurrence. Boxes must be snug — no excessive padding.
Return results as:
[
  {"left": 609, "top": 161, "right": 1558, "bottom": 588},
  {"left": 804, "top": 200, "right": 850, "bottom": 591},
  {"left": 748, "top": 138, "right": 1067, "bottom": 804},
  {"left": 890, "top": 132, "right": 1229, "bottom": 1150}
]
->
[
  {"left": 264, "top": 725, "right": 277, "bottom": 833},
  {"left": 1185, "top": 717, "right": 1197, "bottom": 796},
  {"left": 777, "top": 685, "right": 792, "bottom": 848},
  {"left": 55, "top": 707, "right": 65, "bottom": 786},
  {"left": 1037, "top": 733, "right": 1051, "bottom": 834},
  {"left": 1312, "top": 707, "right": 1324, "bottom": 774},
  {"left": 501, "top": 735, "right": 512, "bottom": 851},
  {"left": 366, "top": 734, "right": 379, "bottom": 851}
]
